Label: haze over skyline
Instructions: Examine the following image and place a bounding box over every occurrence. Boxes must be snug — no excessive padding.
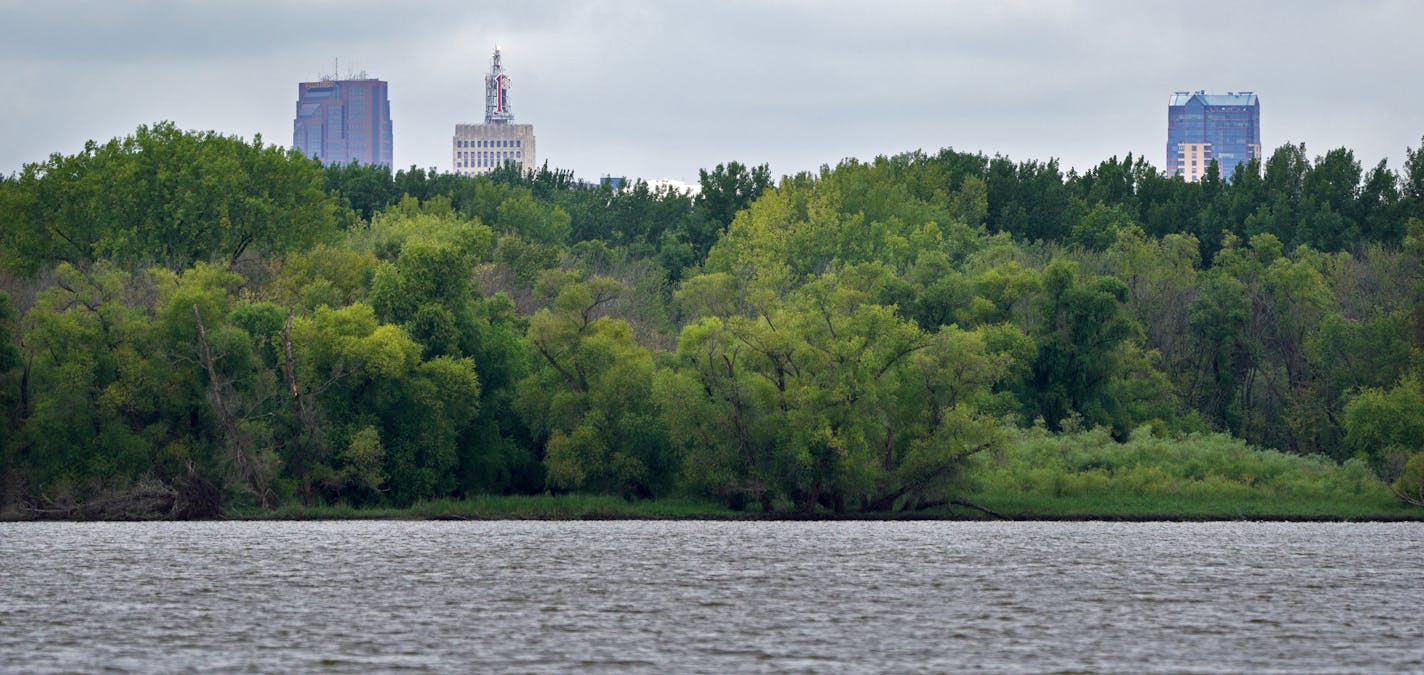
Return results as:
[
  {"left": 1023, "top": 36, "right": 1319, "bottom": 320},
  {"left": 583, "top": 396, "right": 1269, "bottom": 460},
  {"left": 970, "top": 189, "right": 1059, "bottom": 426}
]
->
[{"left": 3, "top": 1, "right": 1423, "bottom": 183}]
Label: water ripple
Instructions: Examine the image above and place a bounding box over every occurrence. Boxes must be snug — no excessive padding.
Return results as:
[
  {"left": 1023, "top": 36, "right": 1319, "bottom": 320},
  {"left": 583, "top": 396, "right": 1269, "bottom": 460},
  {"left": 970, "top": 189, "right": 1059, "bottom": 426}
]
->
[{"left": 1, "top": 521, "right": 1421, "bottom": 672}]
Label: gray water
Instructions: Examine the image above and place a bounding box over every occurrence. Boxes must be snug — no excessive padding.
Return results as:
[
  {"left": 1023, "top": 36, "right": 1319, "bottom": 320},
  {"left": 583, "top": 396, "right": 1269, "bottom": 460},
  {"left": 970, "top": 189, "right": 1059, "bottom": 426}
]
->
[{"left": 1, "top": 521, "right": 1421, "bottom": 673}]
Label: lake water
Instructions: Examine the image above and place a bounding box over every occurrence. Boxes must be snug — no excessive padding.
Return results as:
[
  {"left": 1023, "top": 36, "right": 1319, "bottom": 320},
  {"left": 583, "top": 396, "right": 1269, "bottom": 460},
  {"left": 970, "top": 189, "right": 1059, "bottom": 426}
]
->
[{"left": 1, "top": 521, "right": 1421, "bottom": 672}]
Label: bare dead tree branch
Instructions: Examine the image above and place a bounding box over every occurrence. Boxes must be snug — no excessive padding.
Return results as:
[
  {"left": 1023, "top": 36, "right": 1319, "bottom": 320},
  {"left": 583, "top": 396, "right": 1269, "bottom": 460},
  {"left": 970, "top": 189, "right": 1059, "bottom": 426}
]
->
[{"left": 194, "top": 304, "right": 270, "bottom": 508}]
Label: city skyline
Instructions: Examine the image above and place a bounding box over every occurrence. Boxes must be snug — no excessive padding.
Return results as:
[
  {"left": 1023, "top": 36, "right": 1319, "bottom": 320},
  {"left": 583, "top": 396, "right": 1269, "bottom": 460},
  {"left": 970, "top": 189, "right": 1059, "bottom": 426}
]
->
[{"left": 3, "top": 2, "right": 1424, "bottom": 183}]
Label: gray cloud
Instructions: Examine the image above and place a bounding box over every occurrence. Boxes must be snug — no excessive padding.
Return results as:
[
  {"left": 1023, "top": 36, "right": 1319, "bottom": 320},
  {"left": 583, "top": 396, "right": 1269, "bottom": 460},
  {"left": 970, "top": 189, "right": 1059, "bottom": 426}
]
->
[{"left": 3, "top": 0, "right": 1423, "bottom": 183}]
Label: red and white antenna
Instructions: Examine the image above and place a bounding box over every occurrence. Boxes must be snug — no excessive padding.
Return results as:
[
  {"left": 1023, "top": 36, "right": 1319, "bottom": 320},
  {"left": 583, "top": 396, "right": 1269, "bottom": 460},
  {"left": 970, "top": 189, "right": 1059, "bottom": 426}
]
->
[{"left": 484, "top": 46, "right": 514, "bottom": 124}]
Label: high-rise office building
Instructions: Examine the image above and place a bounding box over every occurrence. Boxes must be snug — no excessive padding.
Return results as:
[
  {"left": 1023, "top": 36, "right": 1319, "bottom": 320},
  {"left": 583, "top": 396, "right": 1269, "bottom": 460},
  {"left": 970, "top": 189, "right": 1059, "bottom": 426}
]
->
[
  {"left": 1167, "top": 91, "right": 1261, "bottom": 182},
  {"left": 453, "top": 48, "right": 536, "bottom": 176},
  {"left": 293, "top": 76, "right": 393, "bottom": 166}
]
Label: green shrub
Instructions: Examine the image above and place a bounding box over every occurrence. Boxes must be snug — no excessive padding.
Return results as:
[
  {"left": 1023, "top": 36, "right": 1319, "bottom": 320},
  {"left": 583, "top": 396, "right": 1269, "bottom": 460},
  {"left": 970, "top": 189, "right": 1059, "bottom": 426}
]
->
[{"left": 965, "top": 427, "right": 1410, "bottom": 517}]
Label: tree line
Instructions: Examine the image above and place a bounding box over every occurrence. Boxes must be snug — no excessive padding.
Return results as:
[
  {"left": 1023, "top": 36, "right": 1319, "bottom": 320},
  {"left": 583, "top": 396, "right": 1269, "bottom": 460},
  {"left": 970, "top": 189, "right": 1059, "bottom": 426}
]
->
[{"left": 0, "top": 122, "right": 1421, "bottom": 515}]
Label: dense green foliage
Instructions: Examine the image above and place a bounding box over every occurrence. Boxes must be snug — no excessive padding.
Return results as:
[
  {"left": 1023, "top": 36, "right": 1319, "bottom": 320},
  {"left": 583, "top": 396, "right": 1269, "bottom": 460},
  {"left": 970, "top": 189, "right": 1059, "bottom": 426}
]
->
[
  {"left": 0, "top": 123, "right": 343, "bottom": 273},
  {"left": 1, "top": 124, "right": 1422, "bottom": 517}
]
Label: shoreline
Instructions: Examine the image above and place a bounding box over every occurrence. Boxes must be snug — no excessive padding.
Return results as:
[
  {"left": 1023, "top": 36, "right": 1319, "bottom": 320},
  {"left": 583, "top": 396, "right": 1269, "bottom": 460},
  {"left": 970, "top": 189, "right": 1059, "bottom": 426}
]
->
[
  {"left": 7, "top": 487, "right": 1420, "bottom": 524},
  {"left": 7, "top": 511, "right": 1423, "bottom": 524}
]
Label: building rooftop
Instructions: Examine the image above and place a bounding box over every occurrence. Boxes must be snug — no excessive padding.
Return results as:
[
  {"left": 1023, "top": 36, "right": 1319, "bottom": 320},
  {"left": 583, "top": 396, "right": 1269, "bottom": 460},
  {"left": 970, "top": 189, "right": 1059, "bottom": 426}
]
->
[{"left": 1169, "top": 91, "right": 1258, "bottom": 107}]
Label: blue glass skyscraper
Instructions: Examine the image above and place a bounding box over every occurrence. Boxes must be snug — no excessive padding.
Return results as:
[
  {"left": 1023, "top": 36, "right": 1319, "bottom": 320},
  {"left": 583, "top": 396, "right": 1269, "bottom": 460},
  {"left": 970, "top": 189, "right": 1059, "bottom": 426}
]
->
[
  {"left": 1167, "top": 91, "right": 1261, "bottom": 182},
  {"left": 293, "top": 77, "right": 393, "bottom": 167}
]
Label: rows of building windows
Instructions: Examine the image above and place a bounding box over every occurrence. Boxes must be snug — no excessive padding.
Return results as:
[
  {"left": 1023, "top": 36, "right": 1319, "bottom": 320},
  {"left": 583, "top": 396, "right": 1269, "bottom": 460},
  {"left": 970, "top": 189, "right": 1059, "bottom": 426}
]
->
[
  {"left": 1175, "top": 143, "right": 1215, "bottom": 170},
  {"left": 455, "top": 139, "right": 523, "bottom": 148},
  {"left": 455, "top": 157, "right": 521, "bottom": 168},
  {"left": 454, "top": 151, "right": 522, "bottom": 159}
]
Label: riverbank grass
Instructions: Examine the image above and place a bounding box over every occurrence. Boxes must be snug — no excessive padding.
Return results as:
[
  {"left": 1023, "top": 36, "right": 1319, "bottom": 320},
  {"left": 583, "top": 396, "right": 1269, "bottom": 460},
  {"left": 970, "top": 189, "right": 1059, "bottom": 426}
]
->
[{"left": 962, "top": 428, "right": 1417, "bottom": 519}]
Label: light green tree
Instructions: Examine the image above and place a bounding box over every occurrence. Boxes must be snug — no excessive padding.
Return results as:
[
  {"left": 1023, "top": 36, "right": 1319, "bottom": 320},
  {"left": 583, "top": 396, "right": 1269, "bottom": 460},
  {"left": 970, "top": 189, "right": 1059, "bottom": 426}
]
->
[
  {"left": 516, "top": 275, "right": 675, "bottom": 497},
  {"left": 1343, "top": 376, "right": 1424, "bottom": 507}
]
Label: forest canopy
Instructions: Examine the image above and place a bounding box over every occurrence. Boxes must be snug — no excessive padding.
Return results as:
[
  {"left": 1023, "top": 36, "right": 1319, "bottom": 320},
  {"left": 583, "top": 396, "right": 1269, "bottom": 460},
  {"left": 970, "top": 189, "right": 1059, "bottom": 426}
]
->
[{"left": 1, "top": 123, "right": 1422, "bottom": 516}]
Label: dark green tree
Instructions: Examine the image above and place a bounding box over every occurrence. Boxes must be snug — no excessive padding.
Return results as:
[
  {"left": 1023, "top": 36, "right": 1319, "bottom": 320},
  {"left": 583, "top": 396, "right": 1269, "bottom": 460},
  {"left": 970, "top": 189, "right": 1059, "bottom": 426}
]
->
[{"left": 1025, "top": 261, "right": 1143, "bottom": 436}]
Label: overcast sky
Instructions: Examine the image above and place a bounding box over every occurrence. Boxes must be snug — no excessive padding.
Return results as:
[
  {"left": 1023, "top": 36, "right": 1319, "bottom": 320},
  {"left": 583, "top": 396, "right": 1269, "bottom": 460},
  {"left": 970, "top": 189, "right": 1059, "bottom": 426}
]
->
[{"left": 4, "top": 1, "right": 1424, "bottom": 183}]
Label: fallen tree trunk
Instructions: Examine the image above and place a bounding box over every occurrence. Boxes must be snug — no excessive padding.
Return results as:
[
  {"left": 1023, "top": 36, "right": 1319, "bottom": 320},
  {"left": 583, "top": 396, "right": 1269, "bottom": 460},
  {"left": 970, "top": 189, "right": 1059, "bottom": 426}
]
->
[{"left": 22, "top": 471, "right": 221, "bottom": 521}]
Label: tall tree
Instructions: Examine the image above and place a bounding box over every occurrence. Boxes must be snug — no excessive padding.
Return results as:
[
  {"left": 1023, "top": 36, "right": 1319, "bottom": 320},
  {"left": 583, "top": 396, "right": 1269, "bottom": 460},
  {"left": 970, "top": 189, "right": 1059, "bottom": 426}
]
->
[
  {"left": 0, "top": 123, "right": 345, "bottom": 273},
  {"left": 516, "top": 275, "right": 675, "bottom": 497},
  {"left": 1025, "top": 260, "right": 1144, "bottom": 436}
]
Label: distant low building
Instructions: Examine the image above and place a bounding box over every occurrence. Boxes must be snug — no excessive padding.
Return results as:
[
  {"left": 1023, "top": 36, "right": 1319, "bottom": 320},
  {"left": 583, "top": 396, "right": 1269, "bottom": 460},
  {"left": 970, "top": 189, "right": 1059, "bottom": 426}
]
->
[
  {"left": 645, "top": 177, "right": 701, "bottom": 196},
  {"left": 1166, "top": 91, "right": 1261, "bottom": 182},
  {"left": 293, "top": 76, "right": 393, "bottom": 166},
  {"left": 453, "top": 48, "right": 536, "bottom": 176}
]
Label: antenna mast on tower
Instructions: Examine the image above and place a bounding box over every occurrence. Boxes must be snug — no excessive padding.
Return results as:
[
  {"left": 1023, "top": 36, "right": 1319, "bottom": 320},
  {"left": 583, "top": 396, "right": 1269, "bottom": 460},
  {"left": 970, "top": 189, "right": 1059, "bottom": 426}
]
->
[{"left": 484, "top": 46, "right": 514, "bottom": 124}]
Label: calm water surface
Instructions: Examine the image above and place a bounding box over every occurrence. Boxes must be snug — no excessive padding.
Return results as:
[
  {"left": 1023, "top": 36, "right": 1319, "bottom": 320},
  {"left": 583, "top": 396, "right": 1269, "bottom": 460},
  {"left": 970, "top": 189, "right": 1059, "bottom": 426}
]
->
[{"left": 1, "top": 521, "right": 1421, "bottom": 672}]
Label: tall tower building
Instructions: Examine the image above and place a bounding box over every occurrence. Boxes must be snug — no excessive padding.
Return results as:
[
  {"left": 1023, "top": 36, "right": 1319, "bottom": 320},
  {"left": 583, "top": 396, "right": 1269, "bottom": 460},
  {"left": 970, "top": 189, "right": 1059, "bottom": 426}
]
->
[
  {"left": 293, "top": 76, "right": 393, "bottom": 166},
  {"left": 1167, "top": 91, "right": 1261, "bottom": 182},
  {"left": 453, "top": 48, "right": 537, "bottom": 176}
]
